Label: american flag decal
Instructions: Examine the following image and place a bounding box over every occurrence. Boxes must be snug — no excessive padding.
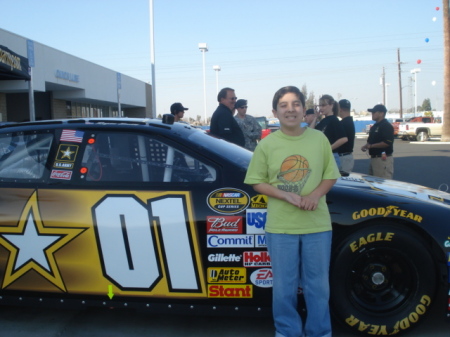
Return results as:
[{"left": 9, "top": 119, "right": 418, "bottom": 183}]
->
[{"left": 60, "top": 129, "right": 84, "bottom": 143}]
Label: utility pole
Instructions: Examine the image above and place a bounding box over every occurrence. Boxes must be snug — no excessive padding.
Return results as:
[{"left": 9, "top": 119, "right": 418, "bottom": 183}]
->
[
  {"left": 397, "top": 48, "right": 403, "bottom": 118},
  {"left": 381, "top": 67, "right": 386, "bottom": 105}
]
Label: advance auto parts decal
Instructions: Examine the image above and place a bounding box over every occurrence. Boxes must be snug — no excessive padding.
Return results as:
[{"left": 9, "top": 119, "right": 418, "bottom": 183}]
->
[{"left": 0, "top": 189, "right": 206, "bottom": 298}]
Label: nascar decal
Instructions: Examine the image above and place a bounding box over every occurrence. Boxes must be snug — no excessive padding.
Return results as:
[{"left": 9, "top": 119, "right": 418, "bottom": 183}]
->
[
  {"left": 250, "top": 268, "right": 273, "bottom": 288},
  {"left": 53, "top": 144, "right": 79, "bottom": 169},
  {"left": 246, "top": 208, "right": 267, "bottom": 234},
  {"left": 208, "top": 284, "right": 253, "bottom": 298},
  {"left": 207, "top": 267, "right": 246, "bottom": 283},
  {"left": 206, "top": 216, "right": 243, "bottom": 234},
  {"left": 352, "top": 206, "right": 423, "bottom": 223},
  {"left": 250, "top": 194, "right": 267, "bottom": 208},
  {"left": 207, "top": 188, "right": 250, "bottom": 215},
  {"left": 0, "top": 189, "right": 206, "bottom": 298}
]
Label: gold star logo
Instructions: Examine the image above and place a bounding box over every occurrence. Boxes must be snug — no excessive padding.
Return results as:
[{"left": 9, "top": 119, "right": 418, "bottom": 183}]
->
[{"left": 0, "top": 191, "right": 87, "bottom": 292}]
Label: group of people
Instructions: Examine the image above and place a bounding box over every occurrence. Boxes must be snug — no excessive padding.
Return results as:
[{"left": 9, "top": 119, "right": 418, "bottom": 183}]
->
[{"left": 171, "top": 86, "right": 394, "bottom": 337}]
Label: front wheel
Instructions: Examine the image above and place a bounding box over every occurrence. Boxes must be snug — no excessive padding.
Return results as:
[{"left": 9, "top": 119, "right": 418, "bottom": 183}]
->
[{"left": 330, "top": 223, "right": 437, "bottom": 336}]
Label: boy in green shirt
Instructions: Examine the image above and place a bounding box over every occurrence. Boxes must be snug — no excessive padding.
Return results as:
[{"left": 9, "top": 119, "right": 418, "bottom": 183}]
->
[{"left": 244, "top": 86, "right": 340, "bottom": 337}]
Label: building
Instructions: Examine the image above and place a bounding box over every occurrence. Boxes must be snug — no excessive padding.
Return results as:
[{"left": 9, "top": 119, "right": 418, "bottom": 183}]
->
[{"left": 0, "top": 28, "right": 152, "bottom": 122}]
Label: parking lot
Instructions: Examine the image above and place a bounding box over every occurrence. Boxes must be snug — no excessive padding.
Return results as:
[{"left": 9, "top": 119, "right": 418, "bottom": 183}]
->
[{"left": 0, "top": 137, "right": 449, "bottom": 336}]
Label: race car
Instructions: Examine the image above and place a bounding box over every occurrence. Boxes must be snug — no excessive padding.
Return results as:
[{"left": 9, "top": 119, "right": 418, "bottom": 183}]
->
[{"left": 0, "top": 117, "right": 449, "bottom": 336}]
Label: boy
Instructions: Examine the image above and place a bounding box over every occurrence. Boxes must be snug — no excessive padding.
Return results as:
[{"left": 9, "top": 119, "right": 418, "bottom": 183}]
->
[{"left": 244, "top": 86, "right": 340, "bottom": 337}]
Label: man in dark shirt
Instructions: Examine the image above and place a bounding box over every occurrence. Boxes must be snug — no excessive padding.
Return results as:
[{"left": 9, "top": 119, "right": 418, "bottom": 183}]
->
[
  {"left": 337, "top": 99, "right": 355, "bottom": 174},
  {"left": 361, "top": 104, "right": 394, "bottom": 179},
  {"left": 210, "top": 87, "right": 245, "bottom": 147}
]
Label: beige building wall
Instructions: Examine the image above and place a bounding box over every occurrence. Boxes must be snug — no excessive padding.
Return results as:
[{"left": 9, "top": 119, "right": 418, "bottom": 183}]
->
[{"left": 52, "top": 99, "right": 67, "bottom": 119}]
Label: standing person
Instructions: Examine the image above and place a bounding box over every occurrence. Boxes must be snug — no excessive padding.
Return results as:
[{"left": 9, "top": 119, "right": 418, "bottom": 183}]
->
[
  {"left": 361, "top": 104, "right": 394, "bottom": 179},
  {"left": 210, "top": 87, "right": 245, "bottom": 147},
  {"left": 170, "top": 102, "right": 188, "bottom": 122},
  {"left": 315, "top": 94, "right": 348, "bottom": 171},
  {"left": 304, "top": 108, "right": 319, "bottom": 128},
  {"left": 337, "top": 99, "right": 355, "bottom": 174},
  {"left": 244, "top": 86, "right": 340, "bottom": 337},
  {"left": 234, "top": 99, "right": 262, "bottom": 151}
]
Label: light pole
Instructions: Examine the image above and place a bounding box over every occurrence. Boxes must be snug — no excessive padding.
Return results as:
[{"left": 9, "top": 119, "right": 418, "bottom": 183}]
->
[
  {"left": 199, "top": 43, "right": 208, "bottom": 123},
  {"left": 213, "top": 65, "right": 221, "bottom": 95},
  {"left": 385, "top": 83, "right": 390, "bottom": 108},
  {"left": 410, "top": 68, "right": 421, "bottom": 116}
]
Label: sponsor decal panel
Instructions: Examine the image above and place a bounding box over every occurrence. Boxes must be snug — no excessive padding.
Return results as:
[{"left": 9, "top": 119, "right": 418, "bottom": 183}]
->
[
  {"left": 208, "top": 253, "right": 242, "bottom": 263},
  {"left": 250, "top": 268, "right": 273, "bottom": 288},
  {"left": 352, "top": 206, "right": 422, "bottom": 223},
  {"left": 50, "top": 170, "right": 72, "bottom": 180},
  {"left": 250, "top": 194, "right": 267, "bottom": 208},
  {"left": 349, "top": 232, "right": 395, "bottom": 253},
  {"left": 246, "top": 208, "right": 267, "bottom": 234},
  {"left": 255, "top": 234, "right": 266, "bottom": 248},
  {"left": 208, "top": 284, "right": 253, "bottom": 298},
  {"left": 207, "top": 267, "right": 246, "bottom": 283},
  {"left": 207, "top": 235, "right": 254, "bottom": 248},
  {"left": 206, "top": 216, "right": 243, "bottom": 234},
  {"left": 243, "top": 251, "right": 271, "bottom": 267},
  {"left": 207, "top": 188, "right": 250, "bottom": 215}
]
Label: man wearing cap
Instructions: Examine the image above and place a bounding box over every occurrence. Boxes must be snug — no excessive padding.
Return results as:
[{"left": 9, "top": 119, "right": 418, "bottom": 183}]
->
[
  {"left": 361, "top": 104, "right": 394, "bottom": 179},
  {"left": 210, "top": 87, "right": 245, "bottom": 147},
  {"left": 304, "top": 108, "right": 319, "bottom": 128},
  {"left": 234, "top": 99, "right": 262, "bottom": 151},
  {"left": 337, "top": 99, "right": 355, "bottom": 174},
  {"left": 170, "top": 102, "right": 188, "bottom": 122}
]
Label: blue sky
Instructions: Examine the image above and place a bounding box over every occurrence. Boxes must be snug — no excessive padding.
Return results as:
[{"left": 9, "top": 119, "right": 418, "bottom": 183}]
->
[{"left": 1, "top": 0, "right": 444, "bottom": 120}]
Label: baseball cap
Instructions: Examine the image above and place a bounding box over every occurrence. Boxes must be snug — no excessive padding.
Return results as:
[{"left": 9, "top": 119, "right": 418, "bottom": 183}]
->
[
  {"left": 170, "top": 103, "right": 189, "bottom": 114},
  {"left": 368, "top": 104, "right": 387, "bottom": 113},
  {"left": 339, "top": 99, "right": 351, "bottom": 110},
  {"left": 235, "top": 99, "right": 248, "bottom": 109},
  {"left": 305, "top": 109, "right": 315, "bottom": 115}
]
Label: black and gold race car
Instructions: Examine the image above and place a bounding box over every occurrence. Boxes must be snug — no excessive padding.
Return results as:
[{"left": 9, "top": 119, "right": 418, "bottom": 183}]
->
[{"left": 0, "top": 117, "right": 449, "bottom": 336}]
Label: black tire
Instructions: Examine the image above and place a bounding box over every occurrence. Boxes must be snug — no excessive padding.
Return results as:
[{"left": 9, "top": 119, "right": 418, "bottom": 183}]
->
[
  {"left": 330, "top": 223, "right": 437, "bottom": 336},
  {"left": 417, "top": 131, "right": 429, "bottom": 142}
]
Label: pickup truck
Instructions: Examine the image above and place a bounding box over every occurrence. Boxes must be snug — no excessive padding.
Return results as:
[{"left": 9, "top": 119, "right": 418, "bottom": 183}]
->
[{"left": 397, "top": 117, "right": 443, "bottom": 141}]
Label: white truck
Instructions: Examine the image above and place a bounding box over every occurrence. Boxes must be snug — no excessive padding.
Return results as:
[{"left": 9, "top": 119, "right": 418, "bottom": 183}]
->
[{"left": 397, "top": 116, "right": 443, "bottom": 141}]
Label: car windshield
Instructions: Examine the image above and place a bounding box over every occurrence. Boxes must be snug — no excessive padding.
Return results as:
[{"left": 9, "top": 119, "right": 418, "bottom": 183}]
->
[{"left": 187, "top": 130, "right": 252, "bottom": 169}]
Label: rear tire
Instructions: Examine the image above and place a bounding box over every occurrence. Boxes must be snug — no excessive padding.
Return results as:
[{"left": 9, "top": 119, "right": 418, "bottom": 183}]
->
[
  {"left": 416, "top": 131, "right": 429, "bottom": 142},
  {"left": 330, "top": 223, "right": 437, "bottom": 336}
]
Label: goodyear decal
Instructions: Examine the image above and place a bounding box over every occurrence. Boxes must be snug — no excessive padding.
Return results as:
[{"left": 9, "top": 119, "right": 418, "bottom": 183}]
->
[
  {"left": 350, "top": 232, "right": 395, "bottom": 253},
  {"left": 250, "top": 194, "right": 267, "bottom": 208},
  {"left": 345, "top": 295, "right": 432, "bottom": 335},
  {"left": 207, "top": 188, "right": 250, "bottom": 214},
  {"left": 0, "top": 189, "right": 206, "bottom": 298},
  {"left": 208, "top": 284, "right": 253, "bottom": 298},
  {"left": 207, "top": 267, "right": 246, "bottom": 283},
  {"left": 352, "top": 206, "right": 423, "bottom": 223}
]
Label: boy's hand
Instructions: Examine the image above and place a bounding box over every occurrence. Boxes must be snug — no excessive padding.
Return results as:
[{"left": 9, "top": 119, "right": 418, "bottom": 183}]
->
[
  {"left": 299, "top": 194, "right": 320, "bottom": 211},
  {"left": 284, "top": 192, "right": 302, "bottom": 208}
]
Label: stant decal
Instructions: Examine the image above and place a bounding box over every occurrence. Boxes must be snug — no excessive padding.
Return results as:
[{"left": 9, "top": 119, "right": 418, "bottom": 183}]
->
[
  {"left": 243, "top": 251, "right": 271, "bottom": 267},
  {"left": 207, "top": 235, "right": 254, "bottom": 248},
  {"left": 250, "top": 194, "right": 268, "bottom": 208},
  {"left": 352, "top": 206, "right": 423, "bottom": 223},
  {"left": 206, "top": 216, "right": 243, "bottom": 234},
  {"left": 207, "top": 267, "right": 246, "bottom": 283},
  {"left": 207, "top": 188, "right": 250, "bottom": 215},
  {"left": 208, "top": 284, "right": 253, "bottom": 298},
  {"left": 246, "top": 209, "right": 267, "bottom": 234},
  {"left": 250, "top": 268, "right": 273, "bottom": 288},
  {"left": 50, "top": 170, "right": 72, "bottom": 180}
]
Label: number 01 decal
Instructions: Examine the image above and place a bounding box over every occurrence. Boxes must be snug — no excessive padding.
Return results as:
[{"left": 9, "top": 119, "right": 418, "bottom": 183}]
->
[{"left": 93, "top": 194, "right": 202, "bottom": 293}]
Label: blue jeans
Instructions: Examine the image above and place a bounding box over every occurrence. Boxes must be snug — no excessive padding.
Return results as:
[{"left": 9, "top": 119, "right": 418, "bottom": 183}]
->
[
  {"left": 266, "top": 231, "right": 332, "bottom": 337},
  {"left": 333, "top": 152, "right": 341, "bottom": 171}
]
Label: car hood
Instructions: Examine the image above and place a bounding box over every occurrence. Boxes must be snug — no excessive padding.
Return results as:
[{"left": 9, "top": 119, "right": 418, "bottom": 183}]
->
[{"left": 337, "top": 173, "right": 450, "bottom": 207}]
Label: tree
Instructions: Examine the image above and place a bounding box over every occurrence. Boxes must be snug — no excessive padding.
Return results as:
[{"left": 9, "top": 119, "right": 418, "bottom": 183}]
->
[
  {"left": 442, "top": 0, "right": 450, "bottom": 141},
  {"left": 421, "top": 98, "right": 432, "bottom": 111}
]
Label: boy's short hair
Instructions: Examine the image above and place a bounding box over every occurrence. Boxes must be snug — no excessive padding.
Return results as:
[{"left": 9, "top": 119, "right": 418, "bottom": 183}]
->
[{"left": 272, "top": 86, "right": 305, "bottom": 110}]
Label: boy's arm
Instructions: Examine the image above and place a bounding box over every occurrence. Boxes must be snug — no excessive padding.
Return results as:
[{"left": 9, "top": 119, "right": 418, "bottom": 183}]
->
[{"left": 252, "top": 179, "right": 337, "bottom": 211}]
